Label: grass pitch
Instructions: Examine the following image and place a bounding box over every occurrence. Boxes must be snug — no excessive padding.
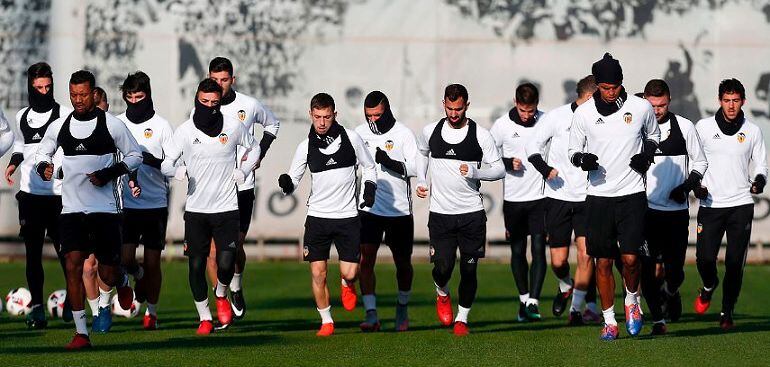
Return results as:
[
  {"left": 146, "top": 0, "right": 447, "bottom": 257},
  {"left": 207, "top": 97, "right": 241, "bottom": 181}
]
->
[{"left": 1, "top": 261, "right": 769, "bottom": 366}]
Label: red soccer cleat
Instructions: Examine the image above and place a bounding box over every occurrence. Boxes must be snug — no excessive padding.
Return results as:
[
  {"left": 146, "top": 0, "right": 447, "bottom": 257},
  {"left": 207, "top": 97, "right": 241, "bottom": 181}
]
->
[
  {"left": 316, "top": 322, "right": 335, "bottom": 337},
  {"left": 143, "top": 314, "right": 158, "bottom": 330},
  {"left": 116, "top": 284, "right": 134, "bottom": 311},
  {"left": 694, "top": 289, "right": 712, "bottom": 315},
  {"left": 436, "top": 295, "right": 453, "bottom": 326},
  {"left": 340, "top": 281, "right": 357, "bottom": 312},
  {"left": 65, "top": 333, "right": 91, "bottom": 350},
  {"left": 197, "top": 320, "right": 213, "bottom": 335},
  {"left": 453, "top": 321, "right": 469, "bottom": 336},
  {"left": 215, "top": 296, "right": 233, "bottom": 326}
]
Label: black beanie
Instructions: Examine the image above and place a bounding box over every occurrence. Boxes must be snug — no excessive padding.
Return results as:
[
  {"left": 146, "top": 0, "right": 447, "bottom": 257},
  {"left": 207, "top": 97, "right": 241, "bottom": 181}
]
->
[{"left": 592, "top": 53, "right": 623, "bottom": 84}]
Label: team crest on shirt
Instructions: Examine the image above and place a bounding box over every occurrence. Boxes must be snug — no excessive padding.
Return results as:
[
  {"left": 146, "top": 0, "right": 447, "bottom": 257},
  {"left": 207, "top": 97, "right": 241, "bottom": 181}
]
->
[
  {"left": 218, "top": 133, "right": 229, "bottom": 145},
  {"left": 303, "top": 246, "right": 309, "bottom": 257},
  {"left": 144, "top": 128, "right": 153, "bottom": 138},
  {"left": 385, "top": 140, "right": 394, "bottom": 151},
  {"left": 623, "top": 112, "right": 633, "bottom": 124},
  {"left": 429, "top": 245, "right": 435, "bottom": 257},
  {"left": 697, "top": 223, "right": 703, "bottom": 234},
  {"left": 183, "top": 242, "right": 188, "bottom": 252},
  {"left": 237, "top": 110, "right": 246, "bottom": 122},
  {"left": 737, "top": 132, "right": 746, "bottom": 143}
]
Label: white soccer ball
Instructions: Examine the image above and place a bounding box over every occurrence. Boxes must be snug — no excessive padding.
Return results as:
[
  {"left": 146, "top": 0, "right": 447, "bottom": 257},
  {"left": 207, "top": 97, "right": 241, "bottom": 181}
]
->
[
  {"left": 47, "top": 289, "right": 67, "bottom": 319},
  {"left": 111, "top": 295, "right": 141, "bottom": 318},
  {"left": 6, "top": 287, "right": 33, "bottom": 316}
]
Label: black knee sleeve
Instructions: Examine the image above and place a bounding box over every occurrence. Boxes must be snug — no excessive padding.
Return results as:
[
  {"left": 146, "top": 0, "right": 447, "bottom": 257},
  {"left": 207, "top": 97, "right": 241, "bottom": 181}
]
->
[
  {"left": 188, "top": 256, "right": 208, "bottom": 302},
  {"left": 458, "top": 255, "right": 478, "bottom": 308},
  {"left": 529, "top": 234, "right": 547, "bottom": 299},
  {"left": 432, "top": 257, "right": 454, "bottom": 288}
]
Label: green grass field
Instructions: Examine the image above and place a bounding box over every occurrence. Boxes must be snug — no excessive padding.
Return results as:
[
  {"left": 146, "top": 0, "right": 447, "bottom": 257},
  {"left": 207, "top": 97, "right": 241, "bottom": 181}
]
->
[{"left": 1, "top": 261, "right": 769, "bottom": 366}]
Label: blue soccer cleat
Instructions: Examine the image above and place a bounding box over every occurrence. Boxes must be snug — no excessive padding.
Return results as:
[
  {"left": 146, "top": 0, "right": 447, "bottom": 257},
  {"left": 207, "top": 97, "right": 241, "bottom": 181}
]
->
[
  {"left": 92, "top": 306, "right": 113, "bottom": 333},
  {"left": 625, "top": 303, "right": 643, "bottom": 336},
  {"left": 600, "top": 323, "right": 619, "bottom": 341}
]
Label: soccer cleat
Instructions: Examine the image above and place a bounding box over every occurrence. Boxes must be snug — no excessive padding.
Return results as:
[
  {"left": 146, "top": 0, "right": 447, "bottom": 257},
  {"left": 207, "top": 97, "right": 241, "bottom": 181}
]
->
[
  {"left": 316, "top": 322, "right": 334, "bottom": 337},
  {"left": 719, "top": 311, "right": 734, "bottom": 331},
  {"left": 340, "top": 281, "right": 357, "bottom": 311},
  {"left": 25, "top": 305, "right": 48, "bottom": 329},
  {"left": 583, "top": 308, "right": 602, "bottom": 324},
  {"left": 215, "top": 296, "right": 233, "bottom": 326},
  {"left": 116, "top": 284, "right": 135, "bottom": 311},
  {"left": 196, "top": 320, "right": 213, "bottom": 335},
  {"left": 525, "top": 303, "right": 542, "bottom": 321},
  {"left": 516, "top": 302, "right": 528, "bottom": 322},
  {"left": 651, "top": 322, "right": 667, "bottom": 335},
  {"left": 552, "top": 283, "right": 573, "bottom": 317},
  {"left": 65, "top": 333, "right": 92, "bottom": 350},
  {"left": 599, "top": 323, "right": 619, "bottom": 341},
  {"left": 143, "top": 314, "right": 158, "bottom": 330},
  {"left": 625, "top": 303, "right": 643, "bottom": 336},
  {"left": 694, "top": 287, "right": 715, "bottom": 315},
  {"left": 567, "top": 310, "right": 584, "bottom": 326},
  {"left": 359, "top": 309, "right": 381, "bottom": 332},
  {"left": 667, "top": 291, "right": 683, "bottom": 322},
  {"left": 436, "top": 295, "right": 453, "bottom": 326},
  {"left": 92, "top": 306, "right": 113, "bottom": 333},
  {"left": 453, "top": 321, "right": 469, "bottom": 336},
  {"left": 230, "top": 290, "right": 246, "bottom": 320},
  {"left": 395, "top": 303, "right": 409, "bottom": 331}
]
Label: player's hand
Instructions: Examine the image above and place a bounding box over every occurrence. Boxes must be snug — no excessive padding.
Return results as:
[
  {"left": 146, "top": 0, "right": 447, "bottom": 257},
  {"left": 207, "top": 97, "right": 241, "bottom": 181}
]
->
[
  {"left": 359, "top": 181, "right": 376, "bottom": 209},
  {"left": 5, "top": 164, "right": 16, "bottom": 185},
  {"left": 668, "top": 183, "right": 688, "bottom": 204},
  {"left": 86, "top": 172, "right": 107, "bottom": 187},
  {"left": 375, "top": 147, "right": 390, "bottom": 164},
  {"left": 278, "top": 173, "right": 294, "bottom": 195},
  {"left": 36, "top": 162, "right": 53, "bottom": 181},
  {"left": 416, "top": 185, "right": 429, "bottom": 198},
  {"left": 459, "top": 163, "right": 469, "bottom": 177},
  {"left": 173, "top": 166, "right": 187, "bottom": 181},
  {"left": 578, "top": 153, "right": 599, "bottom": 171},
  {"left": 128, "top": 179, "right": 141, "bottom": 198},
  {"left": 512, "top": 158, "right": 523, "bottom": 171},
  {"left": 254, "top": 158, "right": 261, "bottom": 170},
  {"left": 751, "top": 175, "right": 766, "bottom": 194},
  {"left": 693, "top": 185, "right": 709, "bottom": 200},
  {"left": 629, "top": 153, "right": 653, "bottom": 175},
  {"left": 546, "top": 168, "right": 558, "bottom": 181},
  {"left": 232, "top": 169, "right": 246, "bottom": 185}
]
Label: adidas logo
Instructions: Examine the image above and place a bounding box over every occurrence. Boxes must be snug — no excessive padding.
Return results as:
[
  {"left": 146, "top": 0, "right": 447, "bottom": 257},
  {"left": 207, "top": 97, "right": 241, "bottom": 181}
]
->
[
  {"left": 32, "top": 133, "right": 42, "bottom": 140},
  {"left": 446, "top": 149, "right": 456, "bottom": 156},
  {"left": 713, "top": 134, "right": 721, "bottom": 139},
  {"left": 75, "top": 143, "right": 86, "bottom": 151},
  {"left": 512, "top": 132, "right": 520, "bottom": 138},
  {"left": 595, "top": 118, "right": 605, "bottom": 124},
  {"left": 193, "top": 138, "right": 201, "bottom": 144},
  {"left": 326, "top": 158, "right": 337, "bottom": 166},
  {"left": 227, "top": 241, "right": 236, "bottom": 249}
]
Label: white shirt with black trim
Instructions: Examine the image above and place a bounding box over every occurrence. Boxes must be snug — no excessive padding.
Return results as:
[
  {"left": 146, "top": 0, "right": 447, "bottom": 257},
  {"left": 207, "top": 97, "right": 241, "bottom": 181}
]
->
[
  {"left": 0, "top": 107, "right": 14, "bottom": 158},
  {"left": 491, "top": 110, "right": 545, "bottom": 202},
  {"left": 13, "top": 105, "right": 73, "bottom": 195}
]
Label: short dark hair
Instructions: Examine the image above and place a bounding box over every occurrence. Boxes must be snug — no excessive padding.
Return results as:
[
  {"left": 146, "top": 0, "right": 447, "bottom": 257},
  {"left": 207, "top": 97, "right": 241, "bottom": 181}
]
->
[
  {"left": 70, "top": 70, "right": 96, "bottom": 90},
  {"left": 310, "top": 93, "right": 335, "bottom": 111},
  {"left": 515, "top": 83, "right": 539, "bottom": 105},
  {"left": 197, "top": 78, "right": 223, "bottom": 95},
  {"left": 444, "top": 84, "right": 468, "bottom": 103},
  {"left": 364, "top": 90, "right": 389, "bottom": 109},
  {"left": 718, "top": 78, "right": 745, "bottom": 100},
  {"left": 209, "top": 57, "right": 234, "bottom": 76},
  {"left": 644, "top": 79, "right": 670, "bottom": 98},
  {"left": 27, "top": 62, "right": 53, "bottom": 82},
  {"left": 94, "top": 87, "right": 107, "bottom": 100},
  {"left": 120, "top": 71, "right": 152, "bottom": 96},
  {"left": 576, "top": 75, "right": 597, "bottom": 97}
]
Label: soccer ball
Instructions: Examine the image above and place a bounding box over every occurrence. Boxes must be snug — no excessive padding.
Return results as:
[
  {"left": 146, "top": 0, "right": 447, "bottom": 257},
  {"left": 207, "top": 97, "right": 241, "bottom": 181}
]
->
[
  {"left": 47, "top": 289, "right": 67, "bottom": 319},
  {"left": 6, "top": 287, "right": 33, "bottom": 316},
  {"left": 111, "top": 295, "right": 141, "bottom": 318}
]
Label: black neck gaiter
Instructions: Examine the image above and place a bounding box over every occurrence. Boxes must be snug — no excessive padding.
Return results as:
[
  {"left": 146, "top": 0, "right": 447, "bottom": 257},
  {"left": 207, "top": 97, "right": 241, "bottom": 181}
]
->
[
  {"left": 193, "top": 99, "right": 224, "bottom": 137},
  {"left": 309, "top": 121, "right": 343, "bottom": 149},
  {"left": 714, "top": 107, "right": 744, "bottom": 136},
  {"left": 125, "top": 97, "right": 155, "bottom": 124}
]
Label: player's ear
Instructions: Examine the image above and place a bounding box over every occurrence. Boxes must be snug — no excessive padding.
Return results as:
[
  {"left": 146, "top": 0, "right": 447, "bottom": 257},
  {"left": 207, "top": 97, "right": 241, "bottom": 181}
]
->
[
  {"left": 231, "top": 75, "right": 236, "bottom": 85},
  {"left": 333, "top": 111, "right": 338, "bottom": 119}
]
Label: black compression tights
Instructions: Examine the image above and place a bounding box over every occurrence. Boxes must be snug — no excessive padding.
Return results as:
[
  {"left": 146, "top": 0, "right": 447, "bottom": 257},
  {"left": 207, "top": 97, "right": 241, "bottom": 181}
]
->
[
  {"left": 189, "top": 251, "right": 235, "bottom": 302},
  {"left": 510, "top": 234, "right": 546, "bottom": 299},
  {"left": 25, "top": 228, "right": 65, "bottom": 306},
  {"left": 432, "top": 254, "right": 479, "bottom": 308}
]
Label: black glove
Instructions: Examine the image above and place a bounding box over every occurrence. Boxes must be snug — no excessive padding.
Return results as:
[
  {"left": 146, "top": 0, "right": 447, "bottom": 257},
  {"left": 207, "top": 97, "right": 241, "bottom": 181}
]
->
[
  {"left": 669, "top": 171, "right": 703, "bottom": 204},
  {"left": 89, "top": 162, "right": 129, "bottom": 187},
  {"left": 571, "top": 152, "right": 599, "bottom": 171},
  {"left": 8, "top": 152, "right": 23, "bottom": 168},
  {"left": 258, "top": 133, "right": 276, "bottom": 160},
  {"left": 629, "top": 153, "right": 653, "bottom": 174},
  {"left": 56, "top": 167, "right": 64, "bottom": 180},
  {"left": 359, "top": 181, "right": 376, "bottom": 209},
  {"left": 751, "top": 175, "right": 766, "bottom": 194},
  {"left": 693, "top": 185, "right": 709, "bottom": 200},
  {"left": 142, "top": 151, "right": 163, "bottom": 169},
  {"left": 36, "top": 162, "right": 52, "bottom": 181},
  {"left": 528, "top": 154, "right": 554, "bottom": 179},
  {"left": 128, "top": 170, "right": 140, "bottom": 191},
  {"left": 502, "top": 157, "right": 514, "bottom": 171},
  {"left": 375, "top": 147, "right": 406, "bottom": 176},
  {"left": 278, "top": 174, "right": 294, "bottom": 194}
]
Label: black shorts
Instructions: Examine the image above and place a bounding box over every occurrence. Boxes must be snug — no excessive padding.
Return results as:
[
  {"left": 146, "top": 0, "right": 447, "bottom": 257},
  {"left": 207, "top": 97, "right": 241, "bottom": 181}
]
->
[
  {"left": 643, "top": 208, "right": 689, "bottom": 262},
  {"left": 359, "top": 211, "right": 414, "bottom": 257},
  {"left": 303, "top": 216, "right": 361, "bottom": 263},
  {"left": 545, "top": 198, "right": 587, "bottom": 247},
  {"left": 696, "top": 204, "right": 753, "bottom": 260},
  {"left": 503, "top": 199, "right": 546, "bottom": 239},
  {"left": 585, "top": 192, "right": 647, "bottom": 259},
  {"left": 123, "top": 208, "right": 168, "bottom": 250},
  {"left": 59, "top": 212, "right": 122, "bottom": 265},
  {"left": 16, "top": 191, "right": 62, "bottom": 244},
  {"left": 238, "top": 189, "right": 255, "bottom": 233},
  {"left": 183, "top": 211, "right": 240, "bottom": 257},
  {"left": 428, "top": 210, "right": 486, "bottom": 262}
]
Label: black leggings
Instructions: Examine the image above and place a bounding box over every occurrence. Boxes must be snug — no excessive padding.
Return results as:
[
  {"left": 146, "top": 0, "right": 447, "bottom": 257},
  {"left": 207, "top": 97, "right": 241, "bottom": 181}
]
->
[
  {"left": 432, "top": 254, "right": 479, "bottom": 308},
  {"left": 189, "top": 251, "right": 235, "bottom": 302},
  {"left": 19, "top": 193, "right": 64, "bottom": 306},
  {"left": 510, "top": 234, "right": 546, "bottom": 299}
]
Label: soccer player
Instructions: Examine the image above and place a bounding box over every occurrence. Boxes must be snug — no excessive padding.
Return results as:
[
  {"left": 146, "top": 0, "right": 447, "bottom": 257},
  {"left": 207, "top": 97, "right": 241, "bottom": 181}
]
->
[
  {"left": 640, "top": 79, "right": 707, "bottom": 335},
  {"left": 35, "top": 70, "right": 142, "bottom": 349},
  {"left": 525, "top": 75, "right": 601, "bottom": 325},
  {"left": 693, "top": 78, "right": 766, "bottom": 330},
  {"left": 198, "top": 57, "right": 280, "bottom": 319},
  {"left": 278, "top": 93, "right": 376, "bottom": 337},
  {"left": 5, "top": 62, "right": 72, "bottom": 329},
  {"left": 416, "top": 84, "right": 504, "bottom": 336},
  {"left": 94, "top": 87, "right": 109, "bottom": 112},
  {"left": 568, "top": 54, "right": 660, "bottom": 341},
  {"left": 354, "top": 91, "right": 420, "bottom": 332},
  {"left": 116, "top": 71, "right": 174, "bottom": 330},
  {"left": 161, "top": 78, "right": 260, "bottom": 335},
  {"left": 490, "top": 83, "right": 547, "bottom": 321}
]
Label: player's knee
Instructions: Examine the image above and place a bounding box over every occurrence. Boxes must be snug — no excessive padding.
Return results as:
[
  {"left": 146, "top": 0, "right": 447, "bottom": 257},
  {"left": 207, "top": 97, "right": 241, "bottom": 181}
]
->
[
  {"left": 459, "top": 256, "right": 478, "bottom": 278},
  {"left": 66, "top": 260, "right": 84, "bottom": 277},
  {"left": 551, "top": 256, "right": 568, "bottom": 270},
  {"left": 620, "top": 254, "right": 638, "bottom": 269}
]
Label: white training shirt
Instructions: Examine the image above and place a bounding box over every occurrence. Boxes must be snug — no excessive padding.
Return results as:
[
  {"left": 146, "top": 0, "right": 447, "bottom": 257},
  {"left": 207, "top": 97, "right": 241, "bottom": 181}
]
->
[
  {"left": 355, "top": 121, "right": 421, "bottom": 217},
  {"left": 696, "top": 115, "right": 767, "bottom": 208},
  {"left": 286, "top": 126, "right": 376, "bottom": 219},
  {"left": 568, "top": 94, "right": 660, "bottom": 197},
  {"left": 161, "top": 116, "right": 260, "bottom": 214},
  {"left": 525, "top": 103, "right": 587, "bottom": 202},
  {"left": 13, "top": 105, "right": 72, "bottom": 195},
  {"left": 490, "top": 110, "right": 546, "bottom": 202},
  {"left": 646, "top": 114, "right": 708, "bottom": 211},
  {"left": 0, "top": 107, "right": 15, "bottom": 158},
  {"left": 35, "top": 111, "right": 143, "bottom": 214},
  {"left": 117, "top": 113, "right": 174, "bottom": 209}
]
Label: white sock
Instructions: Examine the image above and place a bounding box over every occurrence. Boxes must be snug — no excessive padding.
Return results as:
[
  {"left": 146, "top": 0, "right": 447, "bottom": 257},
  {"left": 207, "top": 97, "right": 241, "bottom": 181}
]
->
[
  {"left": 194, "top": 299, "right": 212, "bottom": 321},
  {"left": 570, "top": 289, "right": 587, "bottom": 312},
  {"left": 455, "top": 305, "right": 470, "bottom": 323},
  {"left": 230, "top": 273, "right": 242, "bottom": 292},
  {"left": 602, "top": 306, "right": 617, "bottom": 326},
  {"left": 362, "top": 294, "right": 377, "bottom": 311},
  {"left": 625, "top": 287, "right": 638, "bottom": 306},
  {"left": 526, "top": 298, "right": 539, "bottom": 307},
  {"left": 87, "top": 297, "right": 100, "bottom": 317},
  {"left": 704, "top": 285, "right": 714, "bottom": 292},
  {"left": 215, "top": 280, "right": 228, "bottom": 298},
  {"left": 317, "top": 305, "right": 333, "bottom": 324},
  {"left": 519, "top": 293, "right": 530, "bottom": 304},
  {"left": 558, "top": 277, "right": 573, "bottom": 293},
  {"left": 397, "top": 290, "right": 410, "bottom": 305},
  {"left": 146, "top": 303, "right": 157, "bottom": 316},
  {"left": 587, "top": 302, "right": 598, "bottom": 313},
  {"left": 98, "top": 288, "right": 112, "bottom": 308},
  {"left": 435, "top": 283, "right": 449, "bottom": 297},
  {"left": 73, "top": 310, "right": 89, "bottom": 335}
]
